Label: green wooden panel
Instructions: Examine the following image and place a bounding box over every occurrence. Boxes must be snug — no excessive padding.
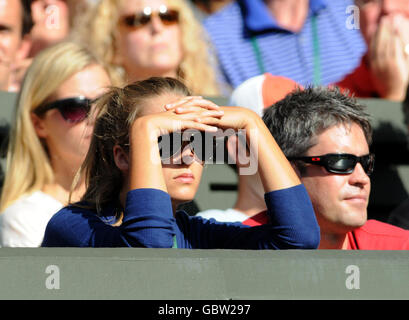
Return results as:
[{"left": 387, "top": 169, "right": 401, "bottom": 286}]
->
[{"left": 0, "top": 248, "right": 408, "bottom": 300}]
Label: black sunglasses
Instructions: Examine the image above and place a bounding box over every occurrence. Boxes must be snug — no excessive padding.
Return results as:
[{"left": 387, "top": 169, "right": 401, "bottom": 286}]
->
[
  {"left": 288, "top": 153, "right": 375, "bottom": 176},
  {"left": 158, "top": 130, "right": 233, "bottom": 163},
  {"left": 34, "top": 96, "right": 94, "bottom": 123},
  {"left": 120, "top": 7, "right": 179, "bottom": 29}
]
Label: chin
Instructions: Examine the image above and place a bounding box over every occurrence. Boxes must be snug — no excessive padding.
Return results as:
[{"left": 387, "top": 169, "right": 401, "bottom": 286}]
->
[
  {"left": 168, "top": 186, "right": 195, "bottom": 200},
  {"left": 171, "top": 194, "right": 195, "bottom": 203},
  {"left": 341, "top": 209, "right": 367, "bottom": 230},
  {"left": 320, "top": 206, "right": 367, "bottom": 235}
]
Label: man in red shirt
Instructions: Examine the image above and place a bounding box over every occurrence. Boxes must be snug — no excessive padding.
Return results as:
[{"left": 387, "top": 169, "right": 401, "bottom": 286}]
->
[
  {"left": 336, "top": 0, "right": 409, "bottom": 102},
  {"left": 244, "top": 86, "right": 409, "bottom": 249}
]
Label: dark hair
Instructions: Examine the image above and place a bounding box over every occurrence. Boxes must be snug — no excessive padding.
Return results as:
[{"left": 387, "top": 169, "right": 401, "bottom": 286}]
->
[
  {"left": 21, "top": 0, "right": 34, "bottom": 36},
  {"left": 77, "top": 77, "right": 191, "bottom": 214},
  {"left": 262, "top": 86, "right": 373, "bottom": 159}
]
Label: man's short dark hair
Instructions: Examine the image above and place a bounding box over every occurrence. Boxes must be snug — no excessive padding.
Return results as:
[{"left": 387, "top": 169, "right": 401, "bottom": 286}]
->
[
  {"left": 20, "top": 0, "right": 34, "bottom": 36},
  {"left": 262, "top": 86, "right": 373, "bottom": 159}
]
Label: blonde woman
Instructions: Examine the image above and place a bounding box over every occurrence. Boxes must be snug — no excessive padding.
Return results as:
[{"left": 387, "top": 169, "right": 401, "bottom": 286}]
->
[
  {"left": 71, "top": 0, "right": 221, "bottom": 96},
  {"left": 0, "top": 41, "right": 111, "bottom": 247}
]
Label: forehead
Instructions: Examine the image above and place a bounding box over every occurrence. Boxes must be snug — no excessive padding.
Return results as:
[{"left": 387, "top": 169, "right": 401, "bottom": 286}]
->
[
  {"left": 139, "top": 92, "right": 184, "bottom": 116},
  {"left": 119, "top": 0, "right": 171, "bottom": 13},
  {"left": 306, "top": 123, "right": 369, "bottom": 156},
  {"left": 0, "top": 0, "right": 22, "bottom": 27},
  {"left": 52, "top": 64, "right": 111, "bottom": 100}
]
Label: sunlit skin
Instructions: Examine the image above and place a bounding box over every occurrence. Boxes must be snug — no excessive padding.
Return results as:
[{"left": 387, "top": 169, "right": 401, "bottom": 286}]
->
[
  {"left": 116, "top": 0, "right": 183, "bottom": 82},
  {"left": 264, "top": 0, "right": 309, "bottom": 33},
  {"left": 298, "top": 123, "right": 371, "bottom": 249},
  {"left": 31, "top": 64, "right": 111, "bottom": 204}
]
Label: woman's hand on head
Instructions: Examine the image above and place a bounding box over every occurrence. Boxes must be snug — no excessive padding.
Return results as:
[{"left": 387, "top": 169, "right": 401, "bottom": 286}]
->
[
  {"left": 134, "top": 96, "right": 225, "bottom": 137},
  {"left": 163, "top": 96, "right": 221, "bottom": 112},
  {"left": 167, "top": 97, "right": 261, "bottom": 131},
  {"left": 189, "top": 106, "right": 259, "bottom": 132}
]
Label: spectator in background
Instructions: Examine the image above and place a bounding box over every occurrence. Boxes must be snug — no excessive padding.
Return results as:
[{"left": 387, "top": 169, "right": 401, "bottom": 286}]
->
[
  {"left": 336, "top": 0, "right": 409, "bottom": 101},
  {"left": 197, "top": 73, "right": 302, "bottom": 222},
  {"left": 41, "top": 77, "right": 320, "bottom": 249},
  {"left": 10, "top": 1, "right": 97, "bottom": 91},
  {"left": 0, "top": 41, "right": 111, "bottom": 247},
  {"left": 0, "top": 0, "right": 32, "bottom": 92},
  {"left": 203, "top": 0, "right": 366, "bottom": 91},
  {"left": 30, "top": 0, "right": 73, "bottom": 57},
  {"left": 71, "top": 0, "right": 221, "bottom": 96},
  {"left": 387, "top": 86, "right": 409, "bottom": 229},
  {"left": 246, "top": 87, "right": 409, "bottom": 249}
]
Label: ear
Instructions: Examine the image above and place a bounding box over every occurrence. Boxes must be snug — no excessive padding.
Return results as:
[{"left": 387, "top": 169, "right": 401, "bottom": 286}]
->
[
  {"left": 30, "top": 112, "right": 48, "bottom": 138},
  {"left": 113, "top": 145, "right": 129, "bottom": 172}
]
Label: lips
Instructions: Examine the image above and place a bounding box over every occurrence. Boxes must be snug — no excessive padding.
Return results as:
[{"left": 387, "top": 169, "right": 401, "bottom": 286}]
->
[
  {"left": 174, "top": 173, "right": 194, "bottom": 183},
  {"left": 344, "top": 194, "right": 368, "bottom": 202}
]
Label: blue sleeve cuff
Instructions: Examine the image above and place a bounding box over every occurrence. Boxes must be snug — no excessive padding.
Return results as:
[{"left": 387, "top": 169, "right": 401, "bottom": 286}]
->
[{"left": 125, "top": 188, "right": 173, "bottom": 219}]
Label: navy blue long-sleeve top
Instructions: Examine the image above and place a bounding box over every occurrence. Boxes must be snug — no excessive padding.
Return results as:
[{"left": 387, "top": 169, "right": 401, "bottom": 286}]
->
[{"left": 41, "top": 185, "right": 320, "bottom": 249}]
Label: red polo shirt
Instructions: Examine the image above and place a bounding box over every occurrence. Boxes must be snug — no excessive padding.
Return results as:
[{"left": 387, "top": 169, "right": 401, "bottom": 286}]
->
[
  {"left": 243, "top": 213, "right": 409, "bottom": 250},
  {"left": 335, "top": 57, "right": 381, "bottom": 98}
]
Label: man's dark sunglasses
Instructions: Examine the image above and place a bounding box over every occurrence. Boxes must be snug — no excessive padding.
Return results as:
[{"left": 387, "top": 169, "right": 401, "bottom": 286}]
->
[
  {"left": 158, "top": 130, "right": 231, "bottom": 163},
  {"left": 120, "top": 8, "right": 179, "bottom": 29},
  {"left": 34, "top": 96, "right": 94, "bottom": 123},
  {"left": 288, "top": 153, "right": 375, "bottom": 176}
]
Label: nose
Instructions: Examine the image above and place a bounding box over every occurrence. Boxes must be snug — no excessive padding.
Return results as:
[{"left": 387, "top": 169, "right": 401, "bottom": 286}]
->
[
  {"left": 149, "top": 14, "right": 165, "bottom": 33},
  {"left": 181, "top": 141, "right": 196, "bottom": 163},
  {"left": 169, "top": 142, "right": 196, "bottom": 166},
  {"left": 349, "top": 162, "right": 371, "bottom": 188}
]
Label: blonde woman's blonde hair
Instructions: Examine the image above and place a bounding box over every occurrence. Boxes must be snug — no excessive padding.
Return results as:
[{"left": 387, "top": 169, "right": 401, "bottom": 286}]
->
[
  {"left": 0, "top": 41, "right": 107, "bottom": 212},
  {"left": 71, "top": 0, "right": 220, "bottom": 96}
]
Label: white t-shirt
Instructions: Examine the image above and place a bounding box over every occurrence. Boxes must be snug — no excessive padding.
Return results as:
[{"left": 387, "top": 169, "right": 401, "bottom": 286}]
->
[
  {"left": 0, "top": 191, "right": 63, "bottom": 247},
  {"left": 196, "top": 208, "right": 249, "bottom": 223}
]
